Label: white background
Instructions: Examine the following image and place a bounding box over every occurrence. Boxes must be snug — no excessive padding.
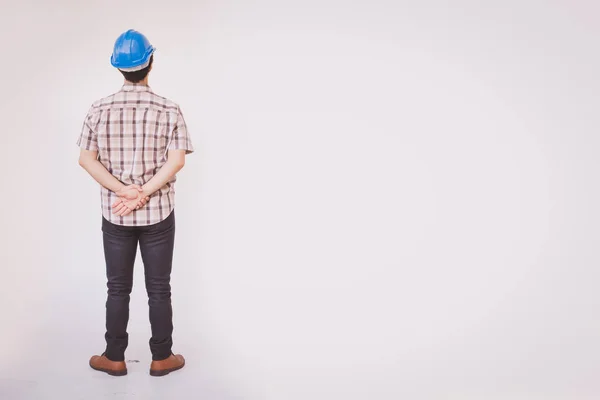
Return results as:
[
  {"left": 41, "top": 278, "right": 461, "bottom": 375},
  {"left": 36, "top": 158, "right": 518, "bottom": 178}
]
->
[{"left": 1, "top": 0, "right": 599, "bottom": 399}]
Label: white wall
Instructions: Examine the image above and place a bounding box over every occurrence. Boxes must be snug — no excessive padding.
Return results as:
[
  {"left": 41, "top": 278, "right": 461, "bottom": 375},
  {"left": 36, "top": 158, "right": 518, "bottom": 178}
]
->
[{"left": 1, "top": 0, "right": 599, "bottom": 399}]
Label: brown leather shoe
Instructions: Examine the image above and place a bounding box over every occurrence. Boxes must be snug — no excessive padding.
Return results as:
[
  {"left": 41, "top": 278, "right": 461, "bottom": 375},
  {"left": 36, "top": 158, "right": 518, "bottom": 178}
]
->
[
  {"left": 89, "top": 354, "right": 127, "bottom": 376},
  {"left": 150, "top": 354, "right": 185, "bottom": 376}
]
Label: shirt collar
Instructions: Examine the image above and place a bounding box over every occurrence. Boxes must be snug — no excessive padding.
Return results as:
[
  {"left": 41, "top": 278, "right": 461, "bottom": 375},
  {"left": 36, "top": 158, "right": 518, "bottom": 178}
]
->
[{"left": 121, "top": 83, "right": 152, "bottom": 93}]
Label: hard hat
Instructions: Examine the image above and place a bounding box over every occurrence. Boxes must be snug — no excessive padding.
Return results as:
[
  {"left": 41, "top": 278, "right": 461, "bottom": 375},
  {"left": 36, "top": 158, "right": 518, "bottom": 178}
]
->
[{"left": 110, "top": 29, "right": 155, "bottom": 72}]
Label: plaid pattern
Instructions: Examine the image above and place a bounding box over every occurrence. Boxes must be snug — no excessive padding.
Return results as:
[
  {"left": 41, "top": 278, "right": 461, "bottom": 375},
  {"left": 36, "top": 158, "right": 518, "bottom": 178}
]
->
[{"left": 77, "top": 84, "right": 194, "bottom": 226}]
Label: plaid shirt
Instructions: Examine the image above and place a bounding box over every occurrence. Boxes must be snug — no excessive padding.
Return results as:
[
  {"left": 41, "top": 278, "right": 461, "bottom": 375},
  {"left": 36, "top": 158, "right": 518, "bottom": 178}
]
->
[{"left": 77, "top": 84, "right": 194, "bottom": 226}]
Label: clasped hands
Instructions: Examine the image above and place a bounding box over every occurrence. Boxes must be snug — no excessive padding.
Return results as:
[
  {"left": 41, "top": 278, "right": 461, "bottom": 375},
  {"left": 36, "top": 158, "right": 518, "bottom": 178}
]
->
[{"left": 111, "top": 184, "right": 151, "bottom": 217}]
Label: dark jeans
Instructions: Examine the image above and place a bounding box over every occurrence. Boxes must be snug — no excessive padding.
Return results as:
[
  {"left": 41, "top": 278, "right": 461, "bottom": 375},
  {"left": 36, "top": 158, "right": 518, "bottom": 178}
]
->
[{"left": 101, "top": 211, "right": 176, "bottom": 362}]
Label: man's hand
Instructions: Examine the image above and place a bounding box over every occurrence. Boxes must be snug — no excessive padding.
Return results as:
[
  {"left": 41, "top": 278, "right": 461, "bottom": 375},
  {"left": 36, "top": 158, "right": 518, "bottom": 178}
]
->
[
  {"left": 112, "top": 185, "right": 150, "bottom": 216},
  {"left": 116, "top": 184, "right": 144, "bottom": 200}
]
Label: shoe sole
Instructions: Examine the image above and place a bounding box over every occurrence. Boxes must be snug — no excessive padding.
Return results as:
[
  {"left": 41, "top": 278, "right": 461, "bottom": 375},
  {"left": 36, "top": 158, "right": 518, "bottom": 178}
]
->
[
  {"left": 90, "top": 364, "right": 128, "bottom": 376},
  {"left": 149, "top": 360, "right": 185, "bottom": 377}
]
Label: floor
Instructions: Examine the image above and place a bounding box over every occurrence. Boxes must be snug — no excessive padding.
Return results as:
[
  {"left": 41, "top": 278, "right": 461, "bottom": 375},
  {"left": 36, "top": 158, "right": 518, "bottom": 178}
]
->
[{"left": 0, "top": 325, "right": 248, "bottom": 400}]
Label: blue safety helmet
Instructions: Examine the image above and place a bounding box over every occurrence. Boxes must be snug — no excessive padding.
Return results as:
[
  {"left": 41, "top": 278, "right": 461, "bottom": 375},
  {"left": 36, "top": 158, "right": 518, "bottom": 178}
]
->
[{"left": 110, "top": 29, "right": 155, "bottom": 71}]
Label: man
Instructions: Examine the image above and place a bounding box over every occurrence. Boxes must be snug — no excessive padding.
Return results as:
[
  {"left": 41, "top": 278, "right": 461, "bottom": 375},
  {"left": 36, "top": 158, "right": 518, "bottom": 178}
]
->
[{"left": 77, "top": 29, "right": 193, "bottom": 377}]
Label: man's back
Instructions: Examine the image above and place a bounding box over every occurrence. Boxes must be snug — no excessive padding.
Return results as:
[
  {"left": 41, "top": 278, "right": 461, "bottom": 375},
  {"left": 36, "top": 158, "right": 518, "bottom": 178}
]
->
[{"left": 78, "top": 83, "right": 193, "bottom": 226}]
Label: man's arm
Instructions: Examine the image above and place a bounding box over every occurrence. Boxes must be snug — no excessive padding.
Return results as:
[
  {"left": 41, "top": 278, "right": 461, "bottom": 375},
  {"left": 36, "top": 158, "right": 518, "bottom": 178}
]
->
[
  {"left": 79, "top": 149, "right": 147, "bottom": 201},
  {"left": 77, "top": 108, "right": 147, "bottom": 208},
  {"left": 142, "top": 149, "right": 186, "bottom": 196},
  {"left": 78, "top": 149, "right": 126, "bottom": 193},
  {"left": 141, "top": 107, "right": 192, "bottom": 196}
]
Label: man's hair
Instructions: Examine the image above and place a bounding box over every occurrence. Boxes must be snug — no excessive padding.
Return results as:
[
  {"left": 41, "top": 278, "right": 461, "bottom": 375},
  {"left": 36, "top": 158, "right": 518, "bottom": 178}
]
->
[{"left": 120, "top": 55, "right": 153, "bottom": 83}]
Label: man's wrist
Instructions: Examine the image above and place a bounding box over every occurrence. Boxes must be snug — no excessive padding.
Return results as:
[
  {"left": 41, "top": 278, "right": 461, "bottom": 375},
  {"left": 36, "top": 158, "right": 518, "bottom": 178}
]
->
[
  {"left": 114, "top": 183, "right": 126, "bottom": 194},
  {"left": 141, "top": 186, "right": 153, "bottom": 197}
]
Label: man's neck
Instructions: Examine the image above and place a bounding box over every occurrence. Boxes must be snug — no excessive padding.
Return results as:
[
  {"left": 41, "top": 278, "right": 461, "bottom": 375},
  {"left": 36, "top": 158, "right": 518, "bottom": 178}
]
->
[{"left": 124, "top": 78, "right": 149, "bottom": 86}]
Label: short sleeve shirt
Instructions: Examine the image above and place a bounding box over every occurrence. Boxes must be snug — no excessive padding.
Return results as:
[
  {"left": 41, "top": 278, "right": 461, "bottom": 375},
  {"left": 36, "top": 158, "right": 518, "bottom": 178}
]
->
[{"left": 77, "top": 84, "right": 194, "bottom": 226}]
